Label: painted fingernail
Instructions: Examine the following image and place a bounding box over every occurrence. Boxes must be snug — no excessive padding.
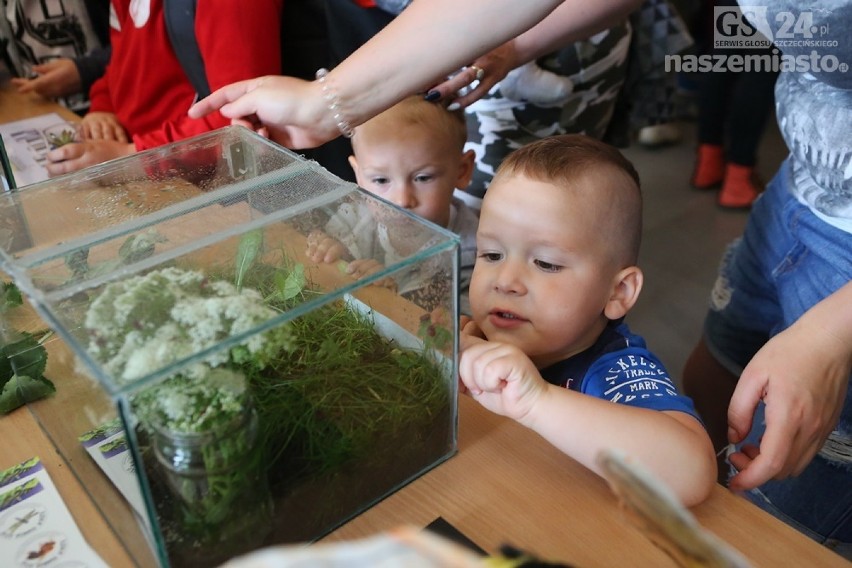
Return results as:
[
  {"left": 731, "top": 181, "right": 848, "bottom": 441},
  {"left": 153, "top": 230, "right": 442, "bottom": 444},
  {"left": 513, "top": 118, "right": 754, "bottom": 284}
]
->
[
  {"left": 446, "top": 102, "right": 460, "bottom": 111},
  {"left": 424, "top": 90, "right": 441, "bottom": 102}
]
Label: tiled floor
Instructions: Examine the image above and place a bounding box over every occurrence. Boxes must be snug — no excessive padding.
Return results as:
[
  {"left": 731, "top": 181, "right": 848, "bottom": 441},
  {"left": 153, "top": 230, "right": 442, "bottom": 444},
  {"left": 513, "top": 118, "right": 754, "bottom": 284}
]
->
[{"left": 620, "top": 112, "right": 788, "bottom": 386}]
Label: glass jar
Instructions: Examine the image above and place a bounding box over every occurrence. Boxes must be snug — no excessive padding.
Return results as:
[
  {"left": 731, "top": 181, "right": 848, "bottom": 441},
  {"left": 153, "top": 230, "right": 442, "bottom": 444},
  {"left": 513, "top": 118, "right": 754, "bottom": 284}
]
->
[{"left": 151, "top": 400, "right": 272, "bottom": 565}]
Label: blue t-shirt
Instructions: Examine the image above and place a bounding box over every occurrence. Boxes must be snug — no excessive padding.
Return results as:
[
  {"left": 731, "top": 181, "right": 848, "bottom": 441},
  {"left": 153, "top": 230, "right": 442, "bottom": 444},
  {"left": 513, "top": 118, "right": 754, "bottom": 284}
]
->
[{"left": 540, "top": 321, "right": 699, "bottom": 419}]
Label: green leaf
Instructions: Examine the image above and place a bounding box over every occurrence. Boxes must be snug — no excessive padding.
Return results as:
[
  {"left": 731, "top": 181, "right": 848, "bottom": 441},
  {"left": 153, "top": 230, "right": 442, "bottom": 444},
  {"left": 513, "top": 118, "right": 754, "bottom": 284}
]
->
[
  {"left": 235, "top": 229, "right": 263, "bottom": 290},
  {"left": 2, "top": 334, "right": 47, "bottom": 381},
  {"left": 0, "top": 374, "right": 56, "bottom": 414},
  {"left": 0, "top": 281, "right": 22, "bottom": 313},
  {"left": 279, "top": 263, "right": 306, "bottom": 301},
  {"left": 0, "top": 356, "right": 12, "bottom": 392}
]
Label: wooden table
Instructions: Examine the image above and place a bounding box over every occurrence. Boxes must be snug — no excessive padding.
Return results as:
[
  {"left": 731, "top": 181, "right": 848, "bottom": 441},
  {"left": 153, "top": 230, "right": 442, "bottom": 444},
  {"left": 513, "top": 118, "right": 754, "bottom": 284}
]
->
[
  {"left": 1, "top": 82, "right": 848, "bottom": 568},
  {"left": 324, "top": 393, "right": 848, "bottom": 567},
  {"left": 3, "top": 394, "right": 847, "bottom": 568},
  {"left": 0, "top": 81, "right": 81, "bottom": 124}
]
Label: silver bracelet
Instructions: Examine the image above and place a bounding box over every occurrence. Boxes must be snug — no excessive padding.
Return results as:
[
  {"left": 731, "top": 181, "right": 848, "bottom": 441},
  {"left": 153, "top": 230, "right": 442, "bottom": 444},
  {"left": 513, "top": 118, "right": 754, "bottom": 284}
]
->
[{"left": 315, "top": 68, "right": 355, "bottom": 139}]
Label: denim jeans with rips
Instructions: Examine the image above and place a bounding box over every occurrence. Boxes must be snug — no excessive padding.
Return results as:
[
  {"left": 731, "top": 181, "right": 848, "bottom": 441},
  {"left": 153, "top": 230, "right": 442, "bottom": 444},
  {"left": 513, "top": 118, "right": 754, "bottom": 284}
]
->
[{"left": 703, "top": 158, "right": 852, "bottom": 558}]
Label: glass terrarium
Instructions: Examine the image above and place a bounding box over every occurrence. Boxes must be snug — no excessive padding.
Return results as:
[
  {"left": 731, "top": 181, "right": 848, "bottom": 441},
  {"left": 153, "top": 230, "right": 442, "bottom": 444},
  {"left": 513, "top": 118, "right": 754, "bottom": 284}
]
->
[{"left": 0, "top": 126, "right": 459, "bottom": 567}]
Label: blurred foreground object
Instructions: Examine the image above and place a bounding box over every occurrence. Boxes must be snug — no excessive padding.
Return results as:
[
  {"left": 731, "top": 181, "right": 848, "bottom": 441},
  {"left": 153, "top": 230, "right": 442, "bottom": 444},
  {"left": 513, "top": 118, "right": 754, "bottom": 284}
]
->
[
  {"left": 222, "top": 527, "right": 484, "bottom": 568},
  {"left": 597, "top": 449, "right": 751, "bottom": 568},
  {"left": 223, "top": 526, "right": 577, "bottom": 568}
]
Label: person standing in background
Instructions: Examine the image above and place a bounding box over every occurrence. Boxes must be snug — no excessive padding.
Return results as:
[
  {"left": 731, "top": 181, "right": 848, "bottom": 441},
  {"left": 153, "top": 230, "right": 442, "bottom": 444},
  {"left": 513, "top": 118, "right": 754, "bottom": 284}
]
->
[{"left": 689, "top": 0, "right": 778, "bottom": 209}]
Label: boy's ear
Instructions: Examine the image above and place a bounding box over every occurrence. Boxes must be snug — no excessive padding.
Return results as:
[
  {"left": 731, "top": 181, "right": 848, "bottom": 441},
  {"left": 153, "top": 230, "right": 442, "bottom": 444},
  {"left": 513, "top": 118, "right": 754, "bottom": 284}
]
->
[
  {"left": 456, "top": 149, "right": 476, "bottom": 190},
  {"left": 604, "top": 266, "right": 643, "bottom": 320},
  {"left": 348, "top": 155, "right": 360, "bottom": 180}
]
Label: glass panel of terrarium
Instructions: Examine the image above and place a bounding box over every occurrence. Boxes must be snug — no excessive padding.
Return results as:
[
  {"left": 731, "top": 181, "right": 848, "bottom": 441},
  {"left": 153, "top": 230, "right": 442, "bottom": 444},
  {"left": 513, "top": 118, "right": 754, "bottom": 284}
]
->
[
  {"left": 0, "top": 269, "right": 159, "bottom": 567},
  {"left": 111, "top": 270, "right": 458, "bottom": 565},
  {"left": 39, "top": 205, "right": 456, "bottom": 398},
  {"left": 0, "top": 126, "right": 460, "bottom": 567}
]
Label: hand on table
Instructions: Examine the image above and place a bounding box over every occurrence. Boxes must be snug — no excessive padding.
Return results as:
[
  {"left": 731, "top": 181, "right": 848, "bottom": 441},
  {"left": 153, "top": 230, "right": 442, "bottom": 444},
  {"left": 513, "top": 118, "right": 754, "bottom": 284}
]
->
[
  {"left": 11, "top": 59, "right": 81, "bottom": 99},
  {"left": 46, "top": 140, "right": 135, "bottom": 176},
  {"left": 79, "top": 112, "right": 129, "bottom": 143},
  {"left": 306, "top": 230, "right": 347, "bottom": 264}
]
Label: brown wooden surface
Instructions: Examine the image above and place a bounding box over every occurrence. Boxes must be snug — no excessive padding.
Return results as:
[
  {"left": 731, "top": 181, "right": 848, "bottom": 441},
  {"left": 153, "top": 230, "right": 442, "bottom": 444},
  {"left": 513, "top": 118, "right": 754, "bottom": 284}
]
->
[
  {"left": 324, "top": 396, "right": 848, "bottom": 568},
  {"left": 1, "top": 81, "right": 848, "bottom": 568},
  {"left": 0, "top": 82, "right": 80, "bottom": 124}
]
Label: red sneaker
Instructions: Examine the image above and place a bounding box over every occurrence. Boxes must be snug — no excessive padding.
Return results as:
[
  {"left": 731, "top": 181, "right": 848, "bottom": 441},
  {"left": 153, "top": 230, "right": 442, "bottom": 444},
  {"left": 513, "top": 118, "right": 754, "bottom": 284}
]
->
[
  {"left": 718, "top": 163, "right": 761, "bottom": 209},
  {"left": 691, "top": 144, "right": 725, "bottom": 189}
]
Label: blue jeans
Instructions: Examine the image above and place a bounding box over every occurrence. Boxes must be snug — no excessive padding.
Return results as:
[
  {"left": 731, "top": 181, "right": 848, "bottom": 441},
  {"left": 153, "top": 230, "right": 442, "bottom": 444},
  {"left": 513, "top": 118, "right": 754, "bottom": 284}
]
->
[{"left": 703, "top": 158, "right": 852, "bottom": 558}]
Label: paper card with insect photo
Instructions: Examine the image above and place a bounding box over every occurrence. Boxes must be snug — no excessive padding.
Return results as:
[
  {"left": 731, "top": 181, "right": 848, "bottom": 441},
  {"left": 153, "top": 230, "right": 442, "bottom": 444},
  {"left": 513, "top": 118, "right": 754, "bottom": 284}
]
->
[
  {"left": 0, "top": 113, "right": 78, "bottom": 188},
  {"left": 0, "top": 456, "right": 108, "bottom": 567},
  {"left": 80, "top": 420, "right": 152, "bottom": 529}
]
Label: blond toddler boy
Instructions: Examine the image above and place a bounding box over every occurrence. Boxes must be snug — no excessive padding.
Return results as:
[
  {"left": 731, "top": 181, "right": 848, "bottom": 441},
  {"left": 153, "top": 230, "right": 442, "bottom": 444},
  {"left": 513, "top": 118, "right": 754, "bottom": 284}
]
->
[{"left": 306, "top": 95, "right": 479, "bottom": 314}]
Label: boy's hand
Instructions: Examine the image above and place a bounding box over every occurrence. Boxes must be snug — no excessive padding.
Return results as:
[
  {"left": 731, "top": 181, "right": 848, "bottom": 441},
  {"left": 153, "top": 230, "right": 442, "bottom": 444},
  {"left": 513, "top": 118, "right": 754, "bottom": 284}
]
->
[
  {"left": 457, "top": 318, "right": 484, "bottom": 396},
  {"left": 46, "top": 140, "right": 135, "bottom": 176},
  {"left": 459, "top": 334, "right": 546, "bottom": 424},
  {"left": 79, "top": 112, "right": 129, "bottom": 143},
  {"left": 344, "top": 258, "right": 397, "bottom": 291},
  {"left": 306, "top": 230, "right": 346, "bottom": 263}
]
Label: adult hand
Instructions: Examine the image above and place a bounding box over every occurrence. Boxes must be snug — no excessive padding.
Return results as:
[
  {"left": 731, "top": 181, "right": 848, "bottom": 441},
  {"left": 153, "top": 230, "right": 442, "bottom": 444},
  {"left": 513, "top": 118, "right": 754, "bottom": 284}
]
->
[
  {"left": 79, "top": 112, "right": 129, "bottom": 143},
  {"left": 11, "top": 59, "right": 81, "bottom": 99},
  {"left": 188, "top": 76, "right": 335, "bottom": 149},
  {"left": 727, "top": 315, "right": 851, "bottom": 491},
  {"left": 426, "top": 41, "right": 519, "bottom": 109},
  {"left": 46, "top": 140, "right": 136, "bottom": 176}
]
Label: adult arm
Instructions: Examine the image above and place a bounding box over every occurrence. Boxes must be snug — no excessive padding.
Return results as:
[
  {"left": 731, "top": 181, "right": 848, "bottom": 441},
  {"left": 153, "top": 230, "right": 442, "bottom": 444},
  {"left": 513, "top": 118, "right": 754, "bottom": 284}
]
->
[
  {"left": 432, "top": 0, "right": 641, "bottom": 106},
  {"left": 189, "top": 0, "right": 638, "bottom": 148},
  {"left": 727, "top": 280, "right": 852, "bottom": 491}
]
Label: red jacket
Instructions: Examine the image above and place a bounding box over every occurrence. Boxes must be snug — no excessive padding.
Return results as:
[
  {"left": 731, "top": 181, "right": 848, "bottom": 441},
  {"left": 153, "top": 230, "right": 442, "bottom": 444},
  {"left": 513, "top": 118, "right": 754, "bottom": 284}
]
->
[{"left": 89, "top": 0, "right": 283, "bottom": 151}]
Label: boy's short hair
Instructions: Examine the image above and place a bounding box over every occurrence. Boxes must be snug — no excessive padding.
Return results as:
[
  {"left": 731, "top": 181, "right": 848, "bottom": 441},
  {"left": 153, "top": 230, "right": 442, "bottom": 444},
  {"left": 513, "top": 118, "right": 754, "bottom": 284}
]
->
[
  {"left": 355, "top": 95, "right": 468, "bottom": 153},
  {"left": 494, "top": 134, "right": 643, "bottom": 264}
]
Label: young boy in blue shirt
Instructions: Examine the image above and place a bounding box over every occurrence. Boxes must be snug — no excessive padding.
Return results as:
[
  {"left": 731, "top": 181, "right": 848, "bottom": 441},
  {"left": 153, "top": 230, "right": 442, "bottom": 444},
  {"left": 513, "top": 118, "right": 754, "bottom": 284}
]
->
[{"left": 460, "top": 134, "right": 716, "bottom": 506}]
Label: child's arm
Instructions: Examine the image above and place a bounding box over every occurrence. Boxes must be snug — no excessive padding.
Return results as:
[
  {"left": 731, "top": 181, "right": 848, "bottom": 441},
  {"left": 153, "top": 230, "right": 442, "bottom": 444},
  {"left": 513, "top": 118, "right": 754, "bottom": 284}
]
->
[
  {"left": 459, "top": 334, "right": 716, "bottom": 506},
  {"left": 345, "top": 259, "right": 397, "bottom": 292}
]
